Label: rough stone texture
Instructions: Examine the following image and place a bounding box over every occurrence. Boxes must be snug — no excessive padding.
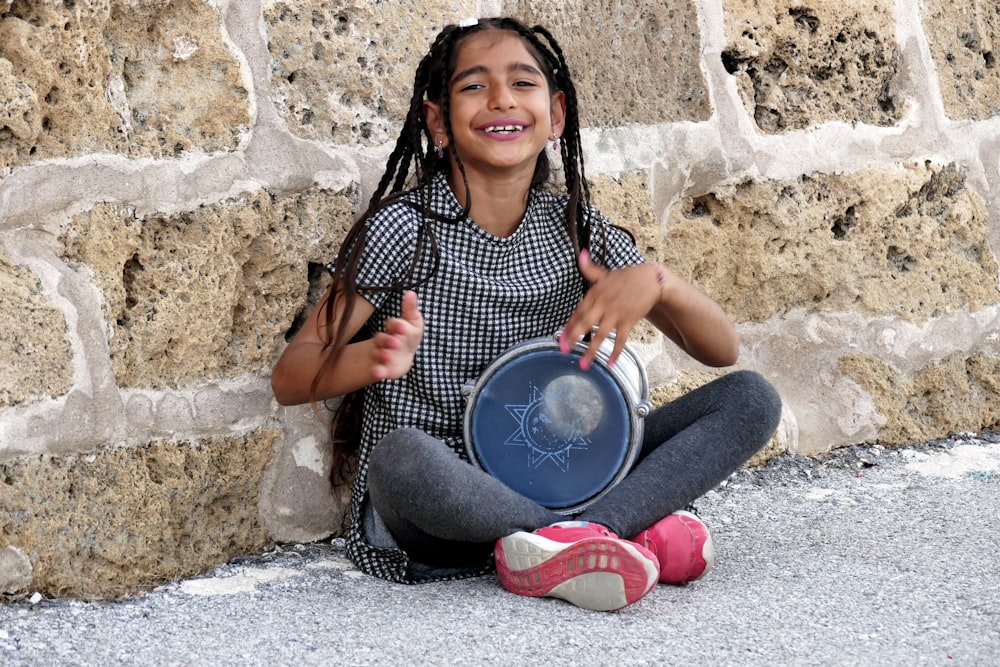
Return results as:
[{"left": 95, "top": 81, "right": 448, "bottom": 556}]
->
[
  {"left": 589, "top": 171, "right": 665, "bottom": 260},
  {"left": 0, "top": 0, "right": 248, "bottom": 171},
  {"left": 0, "top": 56, "right": 40, "bottom": 166},
  {"left": 0, "top": 254, "right": 73, "bottom": 408},
  {"left": 839, "top": 353, "right": 1000, "bottom": 446},
  {"left": 60, "top": 186, "right": 357, "bottom": 389},
  {"left": 923, "top": 0, "right": 1000, "bottom": 121},
  {"left": 265, "top": 0, "right": 475, "bottom": 147},
  {"left": 0, "top": 545, "right": 31, "bottom": 595},
  {"left": 507, "top": 0, "right": 710, "bottom": 126},
  {"left": 663, "top": 163, "right": 1000, "bottom": 325},
  {"left": 721, "top": 0, "right": 902, "bottom": 132},
  {"left": 0, "top": 431, "right": 276, "bottom": 599},
  {"left": 259, "top": 404, "right": 343, "bottom": 544}
]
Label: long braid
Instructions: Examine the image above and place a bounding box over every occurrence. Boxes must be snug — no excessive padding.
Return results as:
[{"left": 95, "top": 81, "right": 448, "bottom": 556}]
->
[
  {"left": 530, "top": 24, "right": 601, "bottom": 256},
  {"left": 437, "top": 35, "right": 475, "bottom": 219},
  {"left": 366, "top": 29, "right": 453, "bottom": 212}
]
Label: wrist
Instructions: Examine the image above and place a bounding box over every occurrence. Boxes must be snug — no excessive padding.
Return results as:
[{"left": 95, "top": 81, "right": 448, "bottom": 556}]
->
[{"left": 652, "top": 262, "right": 667, "bottom": 301}]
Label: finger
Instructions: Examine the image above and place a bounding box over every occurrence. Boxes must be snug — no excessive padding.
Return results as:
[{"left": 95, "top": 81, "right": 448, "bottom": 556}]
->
[
  {"left": 560, "top": 320, "right": 589, "bottom": 353},
  {"left": 560, "top": 308, "right": 601, "bottom": 354},
  {"left": 579, "top": 322, "right": 614, "bottom": 370},
  {"left": 384, "top": 318, "right": 402, "bottom": 337},
  {"left": 374, "top": 330, "right": 400, "bottom": 350},
  {"left": 562, "top": 287, "right": 599, "bottom": 346},
  {"left": 577, "top": 248, "right": 607, "bottom": 283},
  {"left": 400, "top": 289, "right": 421, "bottom": 324},
  {"left": 607, "top": 326, "right": 630, "bottom": 368},
  {"left": 371, "top": 343, "right": 397, "bottom": 381},
  {"left": 370, "top": 347, "right": 387, "bottom": 380}
]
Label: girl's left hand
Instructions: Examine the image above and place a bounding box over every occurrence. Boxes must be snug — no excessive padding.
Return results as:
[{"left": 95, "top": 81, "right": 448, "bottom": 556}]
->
[{"left": 561, "top": 249, "right": 660, "bottom": 369}]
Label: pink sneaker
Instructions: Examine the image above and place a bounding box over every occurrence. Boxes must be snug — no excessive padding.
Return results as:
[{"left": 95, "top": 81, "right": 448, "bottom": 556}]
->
[
  {"left": 494, "top": 522, "right": 660, "bottom": 611},
  {"left": 633, "top": 510, "right": 714, "bottom": 585}
]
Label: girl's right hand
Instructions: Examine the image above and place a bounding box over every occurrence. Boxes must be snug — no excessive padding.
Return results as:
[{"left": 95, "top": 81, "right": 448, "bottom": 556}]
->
[{"left": 371, "top": 290, "right": 424, "bottom": 381}]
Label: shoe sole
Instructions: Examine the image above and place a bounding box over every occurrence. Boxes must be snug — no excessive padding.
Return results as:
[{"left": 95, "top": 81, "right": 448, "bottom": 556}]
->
[{"left": 495, "top": 532, "right": 659, "bottom": 611}]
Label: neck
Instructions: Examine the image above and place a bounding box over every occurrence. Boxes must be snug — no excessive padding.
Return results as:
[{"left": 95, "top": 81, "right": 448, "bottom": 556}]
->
[{"left": 448, "top": 166, "right": 535, "bottom": 238}]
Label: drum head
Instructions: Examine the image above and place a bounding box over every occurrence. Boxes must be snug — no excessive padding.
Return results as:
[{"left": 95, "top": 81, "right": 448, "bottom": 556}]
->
[{"left": 467, "top": 349, "right": 633, "bottom": 511}]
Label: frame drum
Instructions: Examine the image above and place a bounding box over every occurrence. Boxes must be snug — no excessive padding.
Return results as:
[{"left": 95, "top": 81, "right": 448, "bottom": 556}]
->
[{"left": 462, "top": 333, "right": 651, "bottom": 514}]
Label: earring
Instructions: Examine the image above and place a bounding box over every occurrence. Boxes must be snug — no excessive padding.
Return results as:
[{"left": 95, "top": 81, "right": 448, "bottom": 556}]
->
[
  {"left": 551, "top": 135, "right": 560, "bottom": 151},
  {"left": 435, "top": 139, "right": 445, "bottom": 159}
]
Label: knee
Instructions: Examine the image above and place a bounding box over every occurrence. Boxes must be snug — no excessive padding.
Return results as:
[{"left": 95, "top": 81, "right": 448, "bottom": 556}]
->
[
  {"left": 371, "top": 428, "right": 412, "bottom": 466},
  {"left": 368, "top": 427, "right": 424, "bottom": 491},
  {"left": 727, "top": 370, "right": 783, "bottom": 432}
]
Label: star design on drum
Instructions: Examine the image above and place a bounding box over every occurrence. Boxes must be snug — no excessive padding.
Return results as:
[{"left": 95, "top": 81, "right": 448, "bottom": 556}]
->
[{"left": 504, "top": 382, "right": 592, "bottom": 471}]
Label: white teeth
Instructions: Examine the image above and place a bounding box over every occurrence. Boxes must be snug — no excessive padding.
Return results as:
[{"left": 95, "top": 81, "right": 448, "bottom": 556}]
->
[{"left": 484, "top": 125, "right": 524, "bottom": 133}]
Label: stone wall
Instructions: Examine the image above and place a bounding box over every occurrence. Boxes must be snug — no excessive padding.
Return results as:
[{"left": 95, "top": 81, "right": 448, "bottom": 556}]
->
[{"left": 1, "top": 0, "right": 998, "bottom": 597}]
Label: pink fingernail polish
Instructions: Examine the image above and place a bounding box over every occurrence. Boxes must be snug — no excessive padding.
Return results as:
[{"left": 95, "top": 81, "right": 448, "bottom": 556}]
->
[
  {"left": 559, "top": 330, "right": 569, "bottom": 354},
  {"left": 579, "top": 357, "right": 590, "bottom": 371}
]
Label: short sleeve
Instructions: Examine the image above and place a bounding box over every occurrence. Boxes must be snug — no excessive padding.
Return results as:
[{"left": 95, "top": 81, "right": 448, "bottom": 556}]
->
[
  {"left": 588, "top": 210, "right": 646, "bottom": 270},
  {"left": 352, "top": 204, "right": 421, "bottom": 310}
]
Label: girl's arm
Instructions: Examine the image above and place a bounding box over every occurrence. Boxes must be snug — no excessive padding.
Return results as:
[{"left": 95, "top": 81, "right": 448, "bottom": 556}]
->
[
  {"left": 561, "top": 250, "right": 739, "bottom": 370},
  {"left": 644, "top": 262, "right": 739, "bottom": 366},
  {"left": 270, "top": 287, "right": 423, "bottom": 406}
]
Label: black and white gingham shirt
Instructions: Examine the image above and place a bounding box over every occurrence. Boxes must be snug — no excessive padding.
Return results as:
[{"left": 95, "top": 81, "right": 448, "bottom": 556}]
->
[{"left": 342, "top": 173, "right": 645, "bottom": 583}]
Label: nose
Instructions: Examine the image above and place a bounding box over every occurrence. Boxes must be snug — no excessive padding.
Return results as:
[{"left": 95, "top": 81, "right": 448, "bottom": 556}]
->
[{"left": 489, "top": 85, "right": 516, "bottom": 110}]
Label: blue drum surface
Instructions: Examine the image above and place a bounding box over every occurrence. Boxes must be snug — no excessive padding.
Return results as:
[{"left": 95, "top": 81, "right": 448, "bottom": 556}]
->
[{"left": 468, "top": 349, "right": 631, "bottom": 510}]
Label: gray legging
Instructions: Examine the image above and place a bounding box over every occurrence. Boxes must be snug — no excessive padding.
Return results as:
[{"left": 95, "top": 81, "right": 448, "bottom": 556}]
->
[{"left": 367, "top": 369, "right": 782, "bottom": 569}]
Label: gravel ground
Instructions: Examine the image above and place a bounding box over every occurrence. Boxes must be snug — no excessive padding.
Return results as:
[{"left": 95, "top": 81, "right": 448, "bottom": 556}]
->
[{"left": 2, "top": 432, "right": 999, "bottom": 666}]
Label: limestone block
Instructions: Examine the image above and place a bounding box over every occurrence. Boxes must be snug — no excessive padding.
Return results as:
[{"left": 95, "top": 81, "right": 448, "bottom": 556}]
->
[
  {"left": 0, "top": 545, "right": 32, "bottom": 595},
  {"left": 0, "top": 431, "right": 276, "bottom": 598},
  {"left": 104, "top": 0, "right": 250, "bottom": 156},
  {"left": 721, "top": 0, "right": 902, "bottom": 132},
  {"left": 589, "top": 171, "right": 665, "bottom": 259},
  {"left": 0, "top": 57, "right": 41, "bottom": 166},
  {"left": 265, "top": 0, "right": 476, "bottom": 147},
  {"left": 923, "top": 0, "right": 1000, "bottom": 120},
  {"left": 663, "top": 163, "right": 999, "bottom": 325},
  {"left": 0, "top": 0, "right": 248, "bottom": 170},
  {"left": 840, "top": 353, "right": 1000, "bottom": 446},
  {"left": 60, "top": 186, "right": 357, "bottom": 389},
  {"left": 259, "top": 404, "right": 343, "bottom": 543},
  {"left": 0, "top": 254, "right": 73, "bottom": 408},
  {"left": 506, "top": 0, "right": 710, "bottom": 126}
]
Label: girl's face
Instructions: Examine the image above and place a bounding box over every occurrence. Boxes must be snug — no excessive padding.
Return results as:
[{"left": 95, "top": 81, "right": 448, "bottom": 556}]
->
[{"left": 424, "top": 30, "right": 566, "bottom": 183}]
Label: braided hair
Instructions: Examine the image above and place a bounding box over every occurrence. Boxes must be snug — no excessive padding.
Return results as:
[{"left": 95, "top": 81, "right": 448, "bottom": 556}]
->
[{"left": 317, "top": 18, "right": 602, "bottom": 474}]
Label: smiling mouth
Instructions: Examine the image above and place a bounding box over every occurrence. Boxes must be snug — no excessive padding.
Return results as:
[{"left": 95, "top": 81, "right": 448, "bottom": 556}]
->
[{"left": 482, "top": 124, "right": 525, "bottom": 134}]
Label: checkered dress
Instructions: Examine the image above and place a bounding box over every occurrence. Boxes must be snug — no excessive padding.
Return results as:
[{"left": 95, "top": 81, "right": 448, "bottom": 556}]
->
[{"left": 342, "top": 173, "right": 645, "bottom": 583}]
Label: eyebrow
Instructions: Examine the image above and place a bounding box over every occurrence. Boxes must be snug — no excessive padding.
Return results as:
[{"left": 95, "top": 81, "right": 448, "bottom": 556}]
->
[{"left": 451, "top": 62, "right": 545, "bottom": 84}]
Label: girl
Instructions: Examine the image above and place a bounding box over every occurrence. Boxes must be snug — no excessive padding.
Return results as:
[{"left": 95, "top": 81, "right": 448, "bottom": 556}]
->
[{"left": 271, "top": 17, "right": 782, "bottom": 612}]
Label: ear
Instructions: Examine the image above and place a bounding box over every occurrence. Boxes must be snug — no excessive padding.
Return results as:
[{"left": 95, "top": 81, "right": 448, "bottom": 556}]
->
[
  {"left": 422, "top": 100, "right": 447, "bottom": 146},
  {"left": 549, "top": 91, "right": 566, "bottom": 139}
]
